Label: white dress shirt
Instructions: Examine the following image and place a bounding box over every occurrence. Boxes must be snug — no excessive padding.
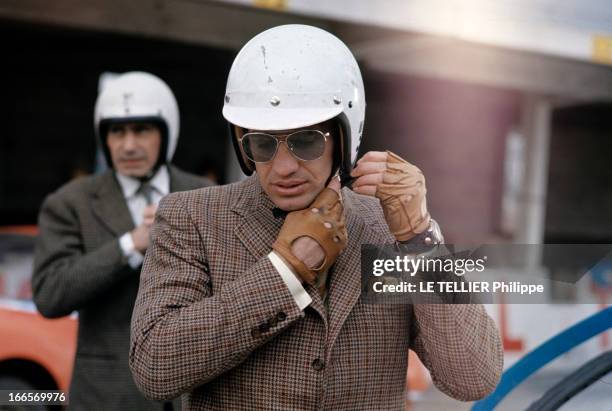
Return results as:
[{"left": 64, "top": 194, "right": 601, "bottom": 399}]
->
[
  {"left": 268, "top": 251, "right": 312, "bottom": 310},
  {"left": 116, "top": 166, "right": 170, "bottom": 268}
]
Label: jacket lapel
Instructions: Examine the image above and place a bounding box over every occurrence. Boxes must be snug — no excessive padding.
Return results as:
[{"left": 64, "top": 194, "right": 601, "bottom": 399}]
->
[
  {"left": 231, "top": 176, "right": 280, "bottom": 260},
  {"left": 168, "top": 165, "right": 193, "bottom": 193},
  {"left": 91, "top": 171, "right": 134, "bottom": 236},
  {"left": 231, "top": 176, "right": 328, "bottom": 322},
  {"left": 327, "top": 192, "right": 365, "bottom": 351}
]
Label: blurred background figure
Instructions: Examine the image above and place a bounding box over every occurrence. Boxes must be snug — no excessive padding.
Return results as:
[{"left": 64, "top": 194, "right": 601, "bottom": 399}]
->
[{"left": 31, "top": 72, "right": 211, "bottom": 410}]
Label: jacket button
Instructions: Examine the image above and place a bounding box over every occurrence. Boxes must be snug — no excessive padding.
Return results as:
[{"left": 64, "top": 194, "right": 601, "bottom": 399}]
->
[
  {"left": 258, "top": 322, "right": 270, "bottom": 333},
  {"left": 251, "top": 328, "right": 262, "bottom": 338},
  {"left": 276, "top": 311, "right": 287, "bottom": 322},
  {"left": 311, "top": 358, "right": 325, "bottom": 371}
]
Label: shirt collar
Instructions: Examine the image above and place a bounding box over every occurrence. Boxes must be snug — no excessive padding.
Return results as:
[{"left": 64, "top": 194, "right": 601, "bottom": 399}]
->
[{"left": 115, "top": 165, "right": 170, "bottom": 199}]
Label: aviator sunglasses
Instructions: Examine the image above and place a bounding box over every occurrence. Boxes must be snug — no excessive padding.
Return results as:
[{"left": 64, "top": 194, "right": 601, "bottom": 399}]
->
[{"left": 239, "top": 130, "right": 330, "bottom": 163}]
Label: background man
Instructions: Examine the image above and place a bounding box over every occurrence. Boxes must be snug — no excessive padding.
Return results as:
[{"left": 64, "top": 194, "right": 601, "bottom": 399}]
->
[
  {"left": 33, "top": 71, "right": 211, "bottom": 410},
  {"left": 130, "top": 26, "right": 502, "bottom": 410}
]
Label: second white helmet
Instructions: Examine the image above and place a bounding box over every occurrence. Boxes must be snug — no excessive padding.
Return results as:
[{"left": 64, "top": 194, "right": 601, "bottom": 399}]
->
[
  {"left": 94, "top": 71, "right": 180, "bottom": 168},
  {"left": 223, "top": 24, "right": 365, "bottom": 182}
]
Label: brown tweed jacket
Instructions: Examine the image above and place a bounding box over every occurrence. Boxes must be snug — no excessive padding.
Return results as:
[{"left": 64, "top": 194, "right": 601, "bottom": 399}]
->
[
  {"left": 130, "top": 175, "right": 503, "bottom": 410},
  {"left": 33, "top": 166, "right": 211, "bottom": 410}
]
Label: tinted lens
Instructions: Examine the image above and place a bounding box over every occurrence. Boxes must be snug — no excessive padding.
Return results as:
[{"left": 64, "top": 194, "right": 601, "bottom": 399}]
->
[
  {"left": 242, "top": 133, "right": 278, "bottom": 162},
  {"left": 287, "top": 130, "right": 326, "bottom": 161}
]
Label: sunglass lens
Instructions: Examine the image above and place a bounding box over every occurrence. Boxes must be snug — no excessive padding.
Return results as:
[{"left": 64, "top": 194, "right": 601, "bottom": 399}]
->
[
  {"left": 242, "top": 133, "right": 277, "bottom": 162},
  {"left": 288, "top": 131, "right": 326, "bottom": 161}
]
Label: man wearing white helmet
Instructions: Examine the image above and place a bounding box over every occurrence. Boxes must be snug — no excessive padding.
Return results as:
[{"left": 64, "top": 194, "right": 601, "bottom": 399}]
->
[
  {"left": 33, "top": 72, "right": 211, "bottom": 410},
  {"left": 131, "top": 26, "right": 502, "bottom": 409}
]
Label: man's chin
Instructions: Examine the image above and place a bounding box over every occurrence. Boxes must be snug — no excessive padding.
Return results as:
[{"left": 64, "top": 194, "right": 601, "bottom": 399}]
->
[
  {"left": 272, "top": 194, "right": 314, "bottom": 212},
  {"left": 116, "top": 168, "right": 151, "bottom": 179}
]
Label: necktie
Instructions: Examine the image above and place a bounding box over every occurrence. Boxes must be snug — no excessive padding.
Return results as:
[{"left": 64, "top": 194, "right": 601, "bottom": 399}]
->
[
  {"left": 137, "top": 182, "right": 154, "bottom": 205},
  {"left": 272, "top": 207, "right": 288, "bottom": 219},
  {"left": 316, "top": 271, "right": 329, "bottom": 302}
]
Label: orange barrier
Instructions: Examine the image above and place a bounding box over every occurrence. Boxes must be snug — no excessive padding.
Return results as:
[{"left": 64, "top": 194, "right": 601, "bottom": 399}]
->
[{"left": 0, "top": 225, "right": 38, "bottom": 236}]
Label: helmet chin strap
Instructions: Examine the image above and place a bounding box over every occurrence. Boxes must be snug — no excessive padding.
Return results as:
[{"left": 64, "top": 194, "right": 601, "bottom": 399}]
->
[
  {"left": 324, "top": 120, "right": 353, "bottom": 188},
  {"left": 324, "top": 167, "right": 341, "bottom": 187}
]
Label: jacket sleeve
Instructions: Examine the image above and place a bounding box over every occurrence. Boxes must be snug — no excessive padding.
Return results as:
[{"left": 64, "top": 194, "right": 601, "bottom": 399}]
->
[
  {"left": 410, "top": 302, "right": 503, "bottom": 401},
  {"left": 32, "top": 191, "right": 130, "bottom": 318},
  {"left": 392, "top": 222, "right": 503, "bottom": 401},
  {"left": 129, "top": 192, "right": 305, "bottom": 401}
]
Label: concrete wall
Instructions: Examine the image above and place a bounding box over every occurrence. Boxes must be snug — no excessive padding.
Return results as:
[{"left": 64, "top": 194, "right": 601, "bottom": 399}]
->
[{"left": 362, "top": 71, "right": 521, "bottom": 243}]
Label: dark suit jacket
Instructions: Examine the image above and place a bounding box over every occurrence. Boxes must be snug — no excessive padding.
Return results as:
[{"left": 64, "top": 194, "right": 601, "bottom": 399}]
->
[
  {"left": 32, "top": 165, "right": 211, "bottom": 411},
  {"left": 130, "top": 175, "right": 503, "bottom": 410}
]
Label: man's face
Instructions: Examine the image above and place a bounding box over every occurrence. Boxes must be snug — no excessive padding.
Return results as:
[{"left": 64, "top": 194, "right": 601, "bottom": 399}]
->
[
  {"left": 106, "top": 122, "right": 161, "bottom": 178},
  {"left": 250, "top": 122, "right": 335, "bottom": 211}
]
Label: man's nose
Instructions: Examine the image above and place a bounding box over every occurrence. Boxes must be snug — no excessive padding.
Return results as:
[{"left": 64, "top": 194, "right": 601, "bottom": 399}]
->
[
  {"left": 122, "top": 132, "right": 138, "bottom": 151},
  {"left": 271, "top": 142, "right": 299, "bottom": 176}
]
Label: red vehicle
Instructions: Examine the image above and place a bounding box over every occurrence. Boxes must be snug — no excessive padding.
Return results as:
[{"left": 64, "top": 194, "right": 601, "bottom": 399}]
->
[{"left": 0, "top": 226, "right": 77, "bottom": 395}]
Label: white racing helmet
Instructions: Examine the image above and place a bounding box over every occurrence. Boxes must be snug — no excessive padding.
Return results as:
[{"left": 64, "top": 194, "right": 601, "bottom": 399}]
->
[
  {"left": 223, "top": 24, "right": 365, "bottom": 184},
  {"left": 94, "top": 71, "right": 179, "bottom": 170}
]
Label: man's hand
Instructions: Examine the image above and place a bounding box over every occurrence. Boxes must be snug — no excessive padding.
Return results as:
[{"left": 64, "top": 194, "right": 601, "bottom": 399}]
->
[
  {"left": 272, "top": 178, "right": 346, "bottom": 285},
  {"left": 131, "top": 204, "right": 158, "bottom": 253},
  {"left": 351, "top": 151, "right": 430, "bottom": 241}
]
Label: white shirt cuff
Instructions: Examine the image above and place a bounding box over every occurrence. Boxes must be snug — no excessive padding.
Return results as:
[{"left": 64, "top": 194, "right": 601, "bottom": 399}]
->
[
  {"left": 119, "top": 232, "right": 145, "bottom": 269},
  {"left": 268, "top": 251, "right": 312, "bottom": 310}
]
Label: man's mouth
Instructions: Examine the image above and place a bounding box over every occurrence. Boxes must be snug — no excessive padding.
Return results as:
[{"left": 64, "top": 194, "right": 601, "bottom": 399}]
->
[
  {"left": 272, "top": 180, "right": 308, "bottom": 195},
  {"left": 120, "top": 158, "right": 145, "bottom": 165}
]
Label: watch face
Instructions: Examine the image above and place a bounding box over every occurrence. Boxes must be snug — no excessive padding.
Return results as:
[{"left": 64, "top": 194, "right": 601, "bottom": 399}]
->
[{"left": 427, "top": 219, "right": 443, "bottom": 245}]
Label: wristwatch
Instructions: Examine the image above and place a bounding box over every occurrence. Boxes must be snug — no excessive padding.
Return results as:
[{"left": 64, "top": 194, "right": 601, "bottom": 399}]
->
[{"left": 394, "top": 219, "right": 443, "bottom": 255}]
